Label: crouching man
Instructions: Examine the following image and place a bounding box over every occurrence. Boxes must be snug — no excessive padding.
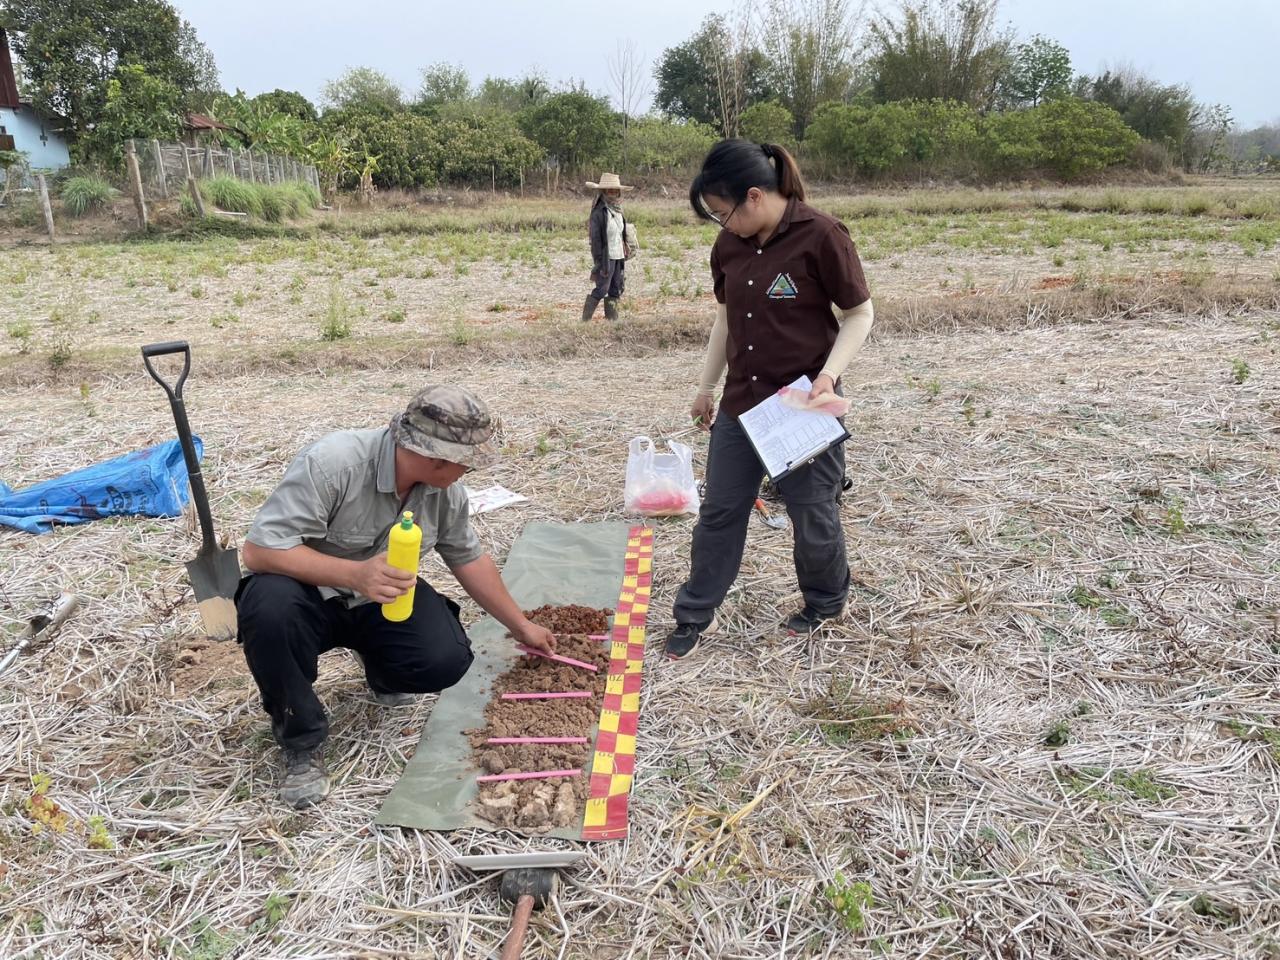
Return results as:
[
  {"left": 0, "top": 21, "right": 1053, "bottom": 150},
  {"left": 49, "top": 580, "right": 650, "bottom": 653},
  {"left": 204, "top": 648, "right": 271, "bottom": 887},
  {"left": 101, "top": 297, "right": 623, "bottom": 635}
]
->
[{"left": 236, "top": 385, "right": 555, "bottom": 809}]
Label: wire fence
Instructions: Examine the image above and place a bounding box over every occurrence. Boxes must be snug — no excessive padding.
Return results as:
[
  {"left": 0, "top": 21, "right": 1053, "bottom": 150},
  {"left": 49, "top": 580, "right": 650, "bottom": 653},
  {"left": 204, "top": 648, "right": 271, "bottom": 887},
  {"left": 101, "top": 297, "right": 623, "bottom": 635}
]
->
[{"left": 125, "top": 139, "right": 320, "bottom": 202}]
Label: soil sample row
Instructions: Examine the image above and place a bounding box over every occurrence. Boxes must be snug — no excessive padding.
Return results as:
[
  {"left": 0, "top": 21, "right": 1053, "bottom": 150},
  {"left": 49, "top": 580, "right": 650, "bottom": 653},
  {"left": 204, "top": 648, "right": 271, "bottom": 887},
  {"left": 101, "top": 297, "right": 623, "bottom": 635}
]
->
[{"left": 468, "top": 604, "right": 613, "bottom": 832}]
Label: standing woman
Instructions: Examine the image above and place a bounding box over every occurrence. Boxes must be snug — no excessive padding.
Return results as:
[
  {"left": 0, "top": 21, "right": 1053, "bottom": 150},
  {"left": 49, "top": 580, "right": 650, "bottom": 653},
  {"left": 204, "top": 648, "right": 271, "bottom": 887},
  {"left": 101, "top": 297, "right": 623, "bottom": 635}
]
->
[
  {"left": 665, "top": 139, "right": 875, "bottom": 659},
  {"left": 582, "top": 172, "right": 633, "bottom": 322}
]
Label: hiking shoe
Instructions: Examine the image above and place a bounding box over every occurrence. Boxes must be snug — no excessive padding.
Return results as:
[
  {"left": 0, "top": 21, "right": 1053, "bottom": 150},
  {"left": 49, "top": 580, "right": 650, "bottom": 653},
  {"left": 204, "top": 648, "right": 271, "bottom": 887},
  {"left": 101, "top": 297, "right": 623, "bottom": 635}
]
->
[
  {"left": 785, "top": 607, "right": 839, "bottom": 636},
  {"left": 371, "top": 690, "right": 416, "bottom": 707},
  {"left": 664, "top": 617, "right": 718, "bottom": 660},
  {"left": 280, "top": 747, "right": 330, "bottom": 809}
]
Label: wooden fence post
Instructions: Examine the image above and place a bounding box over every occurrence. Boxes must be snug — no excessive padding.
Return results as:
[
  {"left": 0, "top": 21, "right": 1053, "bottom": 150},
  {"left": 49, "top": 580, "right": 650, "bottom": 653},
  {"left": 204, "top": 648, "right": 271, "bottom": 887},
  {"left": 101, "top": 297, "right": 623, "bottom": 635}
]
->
[
  {"left": 126, "top": 141, "right": 149, "bottom": 230},
  {"left": 182, "top": 145, "right": 194, "bottom": 180},
  {"left": 151, "top": 139, "right": 168, "bottom": 198},
  {"left": 203, "top": 145, "right": 213, "bottom": 177},
  {"left": 246, "top": 149, "right": 256, "bottom": 183},
  {"left": 35, "top": 173, "right": 55, "bottom": 241},
  {"left": 187, "top": 176, "right": 206, "bottom": 217}
]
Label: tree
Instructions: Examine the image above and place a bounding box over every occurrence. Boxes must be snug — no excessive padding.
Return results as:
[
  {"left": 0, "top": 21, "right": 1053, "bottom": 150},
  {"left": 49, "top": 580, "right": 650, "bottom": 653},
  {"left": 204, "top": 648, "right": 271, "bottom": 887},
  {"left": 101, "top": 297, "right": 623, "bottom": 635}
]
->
[
  {"left": 321, "top": 67, "right": 404, "bottom": 114},
  {"left": 1034, "top": 97, "right": 1139, "bottom": 178},
  {"left": 759, "top": 0, "right": 861, "bottom": 137},
  {"left": 869, "top": 0, "right": 1013, "bottom": 111},
  {"left": 1003, "top": 34, "right": 1070, "bottom": 107},
  {"left": 653, "top": 14, "right": 772, "bottom": 135},
  {"left": 609, "top": 39, "right": 651, "bottom": 170},
  {"left": 1187, "top": 102, "right": 1232, "bottom": 173},
  {"left": 416, "top": 62, "right": 470, "bottom": 108},
  {"left": 1078, "top": 66, "right": 1196, "bottom": 155},
  {"left": 210, "top": 89, "right": 311, "bottom": 154},
  {"left": 624, "top": 117, "right": 717, "bottom": 173},
  {"left": 2, "top": 0, "right": 215, "bottom": 143},
  {"left": 178, "top": 19, "right": 219, "bottom": 109},
  {"left": 79, "top": 63, "right": 184, "bottom": 167},
  {"left": 518, "top": 91, "right": 617, "bottom": 171},
  {"left": 474, "top": 74, "right": 550, "bottom": 113},
  {"left": 252, "top": 89, "right": 318, "bottom": 123},
  {"left": 739, "top": 100, "right": 795, "bottom": 144}
]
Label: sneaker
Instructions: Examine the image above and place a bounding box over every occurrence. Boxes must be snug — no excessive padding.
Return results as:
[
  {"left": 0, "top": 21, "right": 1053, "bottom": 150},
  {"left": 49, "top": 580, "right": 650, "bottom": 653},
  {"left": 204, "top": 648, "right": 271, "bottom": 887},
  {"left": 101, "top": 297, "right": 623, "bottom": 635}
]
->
[
  {"left": 664, "top": 616, "right": 719, "bottom": 660},
  {"left": 371, "top": 690, "right": 416, "bottom": 707},
  {"left": 280, "top": 747, "right": 330, "bottom": 809},
  {"left": 784, "top": 606, "right": 839, "bottom": 636}
]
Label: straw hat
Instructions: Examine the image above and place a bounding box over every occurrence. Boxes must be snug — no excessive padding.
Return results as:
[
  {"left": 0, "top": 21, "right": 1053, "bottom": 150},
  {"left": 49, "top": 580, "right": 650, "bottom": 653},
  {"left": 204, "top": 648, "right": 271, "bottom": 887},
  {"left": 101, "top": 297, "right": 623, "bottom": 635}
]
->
[{"left": 585, "top": 172, "right": 634, "bottom": 191}]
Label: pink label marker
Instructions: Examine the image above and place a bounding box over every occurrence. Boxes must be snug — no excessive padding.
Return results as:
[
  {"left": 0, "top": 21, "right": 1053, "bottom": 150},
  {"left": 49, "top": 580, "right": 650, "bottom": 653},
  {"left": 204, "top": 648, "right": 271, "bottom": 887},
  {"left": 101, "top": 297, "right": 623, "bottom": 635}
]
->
[
  {"left": 485, "top": 736, "right": 589, "bottom": 745},
  {"left": 516, "top": 645, "right": 599, "bottom": 672},
  {"left": 500, "top": 691, "right": 593, "bottom": 700},
  {"left": 477, "top": 769, "right": 582, "bottom": 783}
]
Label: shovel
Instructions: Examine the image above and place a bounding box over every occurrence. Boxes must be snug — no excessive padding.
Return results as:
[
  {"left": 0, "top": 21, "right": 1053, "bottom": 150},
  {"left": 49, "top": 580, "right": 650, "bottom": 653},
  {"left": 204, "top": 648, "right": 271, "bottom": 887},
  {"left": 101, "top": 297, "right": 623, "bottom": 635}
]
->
[{"left": 142, "top": 341, "right": 240, "bottom": 640}]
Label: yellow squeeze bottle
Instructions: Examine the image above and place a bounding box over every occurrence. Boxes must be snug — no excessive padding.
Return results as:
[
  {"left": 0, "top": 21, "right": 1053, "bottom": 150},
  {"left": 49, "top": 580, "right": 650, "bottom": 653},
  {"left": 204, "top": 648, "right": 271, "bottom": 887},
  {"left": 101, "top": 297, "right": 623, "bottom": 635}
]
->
[{"left": 382, "top": 511, "right": 422, "bottom": 622}]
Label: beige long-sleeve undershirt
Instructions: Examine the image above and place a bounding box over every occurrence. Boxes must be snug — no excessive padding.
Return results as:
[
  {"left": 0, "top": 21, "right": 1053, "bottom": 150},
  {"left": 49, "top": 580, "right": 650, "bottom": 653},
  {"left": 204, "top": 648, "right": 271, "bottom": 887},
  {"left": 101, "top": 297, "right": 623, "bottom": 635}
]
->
[{"left": 695, "top": 299, "right": 875, "bottom": 397}]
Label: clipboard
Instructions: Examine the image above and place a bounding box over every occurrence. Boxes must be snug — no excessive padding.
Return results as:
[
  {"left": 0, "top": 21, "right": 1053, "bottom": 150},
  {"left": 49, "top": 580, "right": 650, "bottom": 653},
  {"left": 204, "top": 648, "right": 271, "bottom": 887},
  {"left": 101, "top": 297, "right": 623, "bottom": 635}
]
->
[{"left": 737, "top": 376, "right": 850, "bottom": 482}]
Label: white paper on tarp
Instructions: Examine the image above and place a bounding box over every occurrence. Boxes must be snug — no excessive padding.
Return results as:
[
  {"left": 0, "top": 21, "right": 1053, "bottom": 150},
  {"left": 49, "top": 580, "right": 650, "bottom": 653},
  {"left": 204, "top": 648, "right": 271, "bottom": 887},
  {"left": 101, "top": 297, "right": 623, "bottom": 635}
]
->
[
  {"left": 738, "top": 375, "right": 848, "bottom": 481},
  {"left": 464, "top": 484, "right": 528, "bottom": 514}
]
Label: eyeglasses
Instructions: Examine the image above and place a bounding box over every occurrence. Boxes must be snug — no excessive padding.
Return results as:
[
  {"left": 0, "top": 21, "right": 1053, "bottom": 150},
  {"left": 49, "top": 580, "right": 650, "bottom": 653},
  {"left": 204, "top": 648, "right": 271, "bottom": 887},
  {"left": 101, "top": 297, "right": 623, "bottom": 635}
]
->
[{"left": 703, "top": 198, "right": 739, "bottom": 228}]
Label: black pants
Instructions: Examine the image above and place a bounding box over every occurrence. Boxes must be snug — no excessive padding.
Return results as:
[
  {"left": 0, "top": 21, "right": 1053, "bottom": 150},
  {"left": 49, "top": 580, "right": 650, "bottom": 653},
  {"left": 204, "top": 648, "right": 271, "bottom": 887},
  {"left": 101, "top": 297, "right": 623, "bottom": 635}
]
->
[
  {"left": 673, "top": 413, "right": 850, "bottom": 626},
  {"left": 590, "top": 258, "right": 625, "bottom": 300},
  {"left": 236, "top": 573, "right": 474, "bottom": 751}
]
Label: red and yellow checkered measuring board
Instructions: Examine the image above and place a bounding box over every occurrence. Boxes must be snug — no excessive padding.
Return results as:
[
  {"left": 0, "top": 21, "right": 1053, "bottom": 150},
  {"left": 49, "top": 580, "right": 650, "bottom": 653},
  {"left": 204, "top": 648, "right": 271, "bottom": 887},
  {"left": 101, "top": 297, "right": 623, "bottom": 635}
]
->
[{"left": 581, "top": 525, "right": 654, "bottom": 840}]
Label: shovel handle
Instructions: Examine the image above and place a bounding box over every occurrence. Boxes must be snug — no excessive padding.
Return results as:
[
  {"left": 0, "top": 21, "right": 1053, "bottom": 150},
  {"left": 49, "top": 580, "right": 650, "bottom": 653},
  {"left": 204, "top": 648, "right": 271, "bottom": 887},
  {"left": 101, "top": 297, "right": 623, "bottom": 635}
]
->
[
  {"left": 499, "top": 894, "right": 535, "bottom": 960},
  {"left": 141, "top": 341, "right": 216, "bottom": 555},
  {"left": 141, "top": 341, "right": 191, "bottom": 401}
]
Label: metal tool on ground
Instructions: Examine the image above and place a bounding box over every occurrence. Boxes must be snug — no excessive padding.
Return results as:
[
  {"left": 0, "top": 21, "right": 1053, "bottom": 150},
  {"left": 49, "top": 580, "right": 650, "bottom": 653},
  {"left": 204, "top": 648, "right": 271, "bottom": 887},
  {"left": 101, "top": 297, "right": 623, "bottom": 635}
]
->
[
  {"left": 0, "top": 593, "right": 78, "bottom": 679},
  {"left": 754, "top": 497, "right": 788, "bottom": 530},
  {"left": 452, "top": 851, "right": 585, "bottom": 960},
  {"left": 142, "top": 341, "right": 240, "bottom": 640}
]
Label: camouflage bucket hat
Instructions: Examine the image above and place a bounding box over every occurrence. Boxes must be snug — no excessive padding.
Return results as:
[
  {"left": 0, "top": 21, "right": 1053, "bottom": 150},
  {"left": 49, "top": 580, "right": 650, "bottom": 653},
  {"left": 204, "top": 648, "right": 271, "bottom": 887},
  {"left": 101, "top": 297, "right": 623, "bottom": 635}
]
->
[{"left": 391, "top": 385, "right": 500, "bottom": 469}]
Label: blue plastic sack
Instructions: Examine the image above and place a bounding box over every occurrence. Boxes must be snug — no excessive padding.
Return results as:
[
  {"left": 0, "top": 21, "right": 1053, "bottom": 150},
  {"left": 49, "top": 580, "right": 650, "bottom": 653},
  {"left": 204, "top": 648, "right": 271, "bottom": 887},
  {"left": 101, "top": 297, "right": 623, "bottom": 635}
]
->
[{"left": 0, "top": 438, "right": 201, "bottom": 535}]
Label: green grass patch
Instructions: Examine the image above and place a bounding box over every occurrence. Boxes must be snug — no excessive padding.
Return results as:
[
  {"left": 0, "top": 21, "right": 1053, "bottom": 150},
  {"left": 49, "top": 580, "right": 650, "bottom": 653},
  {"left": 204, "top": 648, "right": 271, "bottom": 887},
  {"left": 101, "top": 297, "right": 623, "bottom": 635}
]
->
[
  {"left": 61, "top": 175, "right": 119, "bottom": 217},
  {"left": 802, "top": 677, "right": 915, "bottom": 744},
  {"left": 1058, "top": 765, "right": 1177, "bottom": 803}
]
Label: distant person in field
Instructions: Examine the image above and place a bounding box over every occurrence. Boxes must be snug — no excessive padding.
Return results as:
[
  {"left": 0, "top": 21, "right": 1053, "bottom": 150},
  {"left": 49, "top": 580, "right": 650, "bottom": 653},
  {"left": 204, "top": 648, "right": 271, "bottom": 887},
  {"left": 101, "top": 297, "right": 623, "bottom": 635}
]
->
[
  {"left": 664, "top": 140, "right": 875, "bottom": 660},
  {"left": 582, "top": 172, "right": 636, "bottom": 322}
]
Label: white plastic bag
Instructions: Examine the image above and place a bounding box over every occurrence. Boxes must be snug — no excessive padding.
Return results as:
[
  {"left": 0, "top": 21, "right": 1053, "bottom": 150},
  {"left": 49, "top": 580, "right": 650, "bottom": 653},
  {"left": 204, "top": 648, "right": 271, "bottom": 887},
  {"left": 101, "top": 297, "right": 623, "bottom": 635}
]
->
[{"left": 624, "top": 435, "right": 699, "bottom": 517}]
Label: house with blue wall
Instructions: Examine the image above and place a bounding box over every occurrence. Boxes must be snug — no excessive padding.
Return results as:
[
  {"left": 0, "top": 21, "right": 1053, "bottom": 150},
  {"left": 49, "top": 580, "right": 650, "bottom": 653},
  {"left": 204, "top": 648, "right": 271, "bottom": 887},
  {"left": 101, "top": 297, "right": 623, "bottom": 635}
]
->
[{"left": 1, "top": 28, "right": 71, "bottom": 179}]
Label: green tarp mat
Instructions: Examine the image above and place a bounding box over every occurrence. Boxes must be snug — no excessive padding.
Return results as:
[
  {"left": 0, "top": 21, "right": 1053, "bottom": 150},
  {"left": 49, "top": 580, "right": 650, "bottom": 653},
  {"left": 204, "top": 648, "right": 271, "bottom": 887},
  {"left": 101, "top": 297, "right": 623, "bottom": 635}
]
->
[{"left": 375, "top": 521, "right": 635, "bottom": 840}]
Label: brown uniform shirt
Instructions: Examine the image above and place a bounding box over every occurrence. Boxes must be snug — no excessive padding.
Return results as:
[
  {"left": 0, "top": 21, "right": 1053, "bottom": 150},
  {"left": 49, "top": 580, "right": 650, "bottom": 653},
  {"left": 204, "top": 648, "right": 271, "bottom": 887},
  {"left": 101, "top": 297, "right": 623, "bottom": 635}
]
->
[{"left": 711, "top": 197, "right": 871, "bottom": 417}]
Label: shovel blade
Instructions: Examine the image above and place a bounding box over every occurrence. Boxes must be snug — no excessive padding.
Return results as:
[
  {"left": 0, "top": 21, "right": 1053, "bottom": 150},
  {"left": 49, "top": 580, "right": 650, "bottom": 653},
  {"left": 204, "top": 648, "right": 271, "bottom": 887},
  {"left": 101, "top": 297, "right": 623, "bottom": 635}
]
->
[{"left": 186, "top": 547, "right": 242, "bottom": 640}]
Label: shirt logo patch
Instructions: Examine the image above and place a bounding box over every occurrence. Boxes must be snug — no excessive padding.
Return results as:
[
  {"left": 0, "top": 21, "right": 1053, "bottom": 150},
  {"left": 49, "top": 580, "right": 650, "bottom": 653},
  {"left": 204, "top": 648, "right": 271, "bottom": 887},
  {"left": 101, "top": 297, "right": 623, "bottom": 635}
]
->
[{"left": 767, "top": 273, "right": 799, "bottom": 299}]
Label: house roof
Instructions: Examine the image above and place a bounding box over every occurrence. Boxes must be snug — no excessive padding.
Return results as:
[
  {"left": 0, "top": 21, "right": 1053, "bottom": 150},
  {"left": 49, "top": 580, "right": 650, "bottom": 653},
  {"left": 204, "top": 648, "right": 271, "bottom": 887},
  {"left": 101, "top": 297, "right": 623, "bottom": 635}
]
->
[
  {"left": 185, "top": 113, "right": 232, "bottom": 131},
  {"left": 1, "top": 29, "right": 21, "bottom": 110}
]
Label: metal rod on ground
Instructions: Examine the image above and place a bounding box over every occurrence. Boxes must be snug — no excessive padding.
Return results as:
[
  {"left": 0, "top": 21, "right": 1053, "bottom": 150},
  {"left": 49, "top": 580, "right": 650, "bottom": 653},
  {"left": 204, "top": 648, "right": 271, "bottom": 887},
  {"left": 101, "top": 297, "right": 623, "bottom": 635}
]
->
[
  {"left": 187, "top": 176, "right": 206, "bottom": 217},
  {"left": 126, "top": 141, "right": 148, "bottom": 230},
  {"left": 152, "top": 139, "right": 168, "bottom": 198},
  {"left": 0, "top": 593, "right": 78, "bottom": 678},
  {"left": 35, "top": 173, "right": 54, "bottom": 241}
]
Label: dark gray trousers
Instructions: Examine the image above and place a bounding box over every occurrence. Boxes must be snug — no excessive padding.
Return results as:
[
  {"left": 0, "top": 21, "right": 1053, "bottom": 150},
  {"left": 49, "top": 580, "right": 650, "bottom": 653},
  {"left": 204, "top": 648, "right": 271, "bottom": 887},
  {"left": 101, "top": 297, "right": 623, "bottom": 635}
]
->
[
  {"left": 590, "top": 258, "right": 625, "bottom": 300},
  {"left": 673, "top": 412, "right": 850, "bottom": 626}
]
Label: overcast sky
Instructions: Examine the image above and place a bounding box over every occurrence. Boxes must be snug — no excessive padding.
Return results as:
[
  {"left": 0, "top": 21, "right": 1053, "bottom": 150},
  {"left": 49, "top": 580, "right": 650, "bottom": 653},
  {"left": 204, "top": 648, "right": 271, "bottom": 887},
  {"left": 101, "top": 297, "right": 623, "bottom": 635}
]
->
[{"left": 170, "top": 0, "right": 1277, "bottom": 129}]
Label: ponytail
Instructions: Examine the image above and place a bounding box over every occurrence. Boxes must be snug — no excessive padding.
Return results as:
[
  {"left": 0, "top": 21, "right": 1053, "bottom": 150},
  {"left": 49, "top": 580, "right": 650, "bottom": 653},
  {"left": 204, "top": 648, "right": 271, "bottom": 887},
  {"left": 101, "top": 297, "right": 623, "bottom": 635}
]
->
[
  {"left": 760, "top": 143, "right": 806, "bottom": 201},
  {"left": 689, "top": 139, "right": 807, "bottom": 220}
]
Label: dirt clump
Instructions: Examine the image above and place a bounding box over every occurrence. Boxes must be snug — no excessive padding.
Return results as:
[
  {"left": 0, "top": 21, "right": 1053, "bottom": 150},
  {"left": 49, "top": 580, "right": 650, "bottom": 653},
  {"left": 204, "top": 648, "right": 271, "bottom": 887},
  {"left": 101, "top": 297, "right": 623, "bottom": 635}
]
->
[{"left": 468, "top": 606, "right": 612, "bottom": 832}]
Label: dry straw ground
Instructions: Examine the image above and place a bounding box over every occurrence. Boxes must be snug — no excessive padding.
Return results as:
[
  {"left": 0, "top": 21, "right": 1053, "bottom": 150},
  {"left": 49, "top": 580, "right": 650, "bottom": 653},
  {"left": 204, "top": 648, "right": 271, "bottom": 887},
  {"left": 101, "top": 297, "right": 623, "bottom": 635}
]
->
[{"left": 1, "top": 186, "right": 1279, "bottom": 958}]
